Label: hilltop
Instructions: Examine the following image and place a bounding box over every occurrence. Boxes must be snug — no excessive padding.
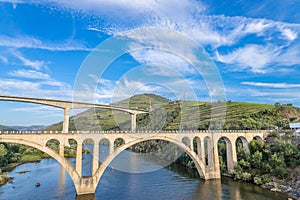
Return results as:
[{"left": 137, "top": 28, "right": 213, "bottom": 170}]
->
[{"left": 45, "top": 94, "right": 300, "bottom": 131}]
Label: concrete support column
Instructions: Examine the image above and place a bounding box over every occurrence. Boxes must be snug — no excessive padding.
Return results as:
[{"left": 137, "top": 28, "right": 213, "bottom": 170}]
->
[
  {"left": 109, "top": 141, "right": 114, "bottom": 155},
  {"left": 190, "top": 139, "right": 194, "bottom": 151},
  {"left": 59, "top": 144, "right": 64, "bottom": 157},
  {"left": 62, "top": 107, "right": 70, "bottom": 133},
  {"left": 196, "top": 140, "right": 201, "bottom": 158},
  {"left": 207, "top": 140, "right": 213, "bottom": 167},
  {"left": 227, "top": 142, "right": 237, "bottom": 171},
  {"left": 92, "top": 143, "right": 99, "bottom": 175},
  {"left": 131, "top": 113, "right": 136, "bottom": 132},
  {"left": 213, "top": 141, "right": 220, "bottom": 170},
  {"left": 200, "top": 141, "right": 205, "bottom": 160},
  {"left": 76, "top": 142, "right": 82, "bottom": 176}
]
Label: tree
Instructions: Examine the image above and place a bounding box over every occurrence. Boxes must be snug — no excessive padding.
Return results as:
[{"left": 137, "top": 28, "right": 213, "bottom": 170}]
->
[
  {"left": 0, "top": 144, "right": 7, "bottom": 158},
  {"left": 249, "top": 140, "right": 264, "bottom": 154},
  {"left": 251, "top": 151, "right": 262, "bottom": 169}
]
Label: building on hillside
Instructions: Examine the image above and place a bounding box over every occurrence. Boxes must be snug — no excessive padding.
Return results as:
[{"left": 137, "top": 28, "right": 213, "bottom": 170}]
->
[
  {"left": 293, "top": 129, "right": 300, "bottom": 137},
  {"left": 290, "top": 123, "right": 300, "bottom": 137},
  {"left": 290, "top": 123, "right": 300, "bottom": 129}
]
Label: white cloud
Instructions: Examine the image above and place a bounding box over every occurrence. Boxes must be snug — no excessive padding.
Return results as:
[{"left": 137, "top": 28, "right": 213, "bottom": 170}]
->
[
  {"left": 241, "top": 82, "right": 300, "bottom": 88},
  {"left": 0, "top": 78, "right": 40, "bottom": 90},
  {"left": 0, "top": 78, "right": 72, "bottom": 100},
  {"left": 276, "top": 45, "right": 300, "bottom": 66},
  {"left": 8, "top": 69, "right": 50, "bottom": 79},
  {"left": 216, "top": 42, "right": 300, "bottom": 73},
  {"left": 11, "top": 50, "right": 47, "bottom": 70},
  {"left": 130, "top": 50, "right": 196, "bottom": 75},
  {"left": 215, "top": 44, "right": 279, "bottom": 73},
  {"left": 0, "top": 55, "right": 8, "bottom": 64},
  {"left": 281, "top": 28, "right": 298, "bottom": 41},
  {"left": 0, "top": 34, "right": 91, "bottom": 51}
]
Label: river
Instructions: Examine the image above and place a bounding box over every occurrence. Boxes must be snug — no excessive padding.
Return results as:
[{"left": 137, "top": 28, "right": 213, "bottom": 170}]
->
[{"left": 0, "top": 149, "right": 289, "bottom": 200}]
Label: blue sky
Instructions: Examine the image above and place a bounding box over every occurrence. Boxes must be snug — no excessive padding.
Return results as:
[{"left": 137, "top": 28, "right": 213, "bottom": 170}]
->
[{"left": 0, "top": 0, "right": 300, "bottom": 126}]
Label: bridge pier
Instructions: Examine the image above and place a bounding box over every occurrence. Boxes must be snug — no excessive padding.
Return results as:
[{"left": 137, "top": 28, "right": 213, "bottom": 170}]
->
[
  {"left": 75, "top": 177, "right": 97, "bottom": 196},
  {"left": 109, "top": 141, "right": 114, "bottom": 154},
  {"left": 63, "top": 107, "right": 70, "bottom": 133},
  {"left": 92, "top": 143, "right": 99, "bottom": 175},
  {"left": 227, "top": 143, "right": 237, "bottom": 171},
  {"left": 76, "top": 142, "right": 83, "bottom": 176},
  {"left": 59, "top": 144, "right": 64, "bottom": 157},
  {"left": 200, "top": 141, "right": 205, "bottom": 160},
  {"left": 131, "top": 113, "right": 136, "bottom": 132},
  {"left": 190, "top": 139, "right": 194, "bottom": 151}
]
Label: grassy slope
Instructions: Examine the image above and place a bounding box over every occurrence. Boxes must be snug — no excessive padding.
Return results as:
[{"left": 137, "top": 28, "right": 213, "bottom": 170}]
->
[{"left": 45, "top": 94, "right": 300, "bottom": 131}]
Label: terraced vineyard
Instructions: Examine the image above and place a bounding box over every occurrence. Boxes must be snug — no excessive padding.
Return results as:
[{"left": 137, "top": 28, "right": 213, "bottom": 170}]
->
[{"left": 45, "top": 94, "right": 300, "bottom": 131}]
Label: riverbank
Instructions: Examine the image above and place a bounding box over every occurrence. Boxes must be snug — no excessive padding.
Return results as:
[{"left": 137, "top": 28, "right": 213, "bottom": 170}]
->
[
  {"left": 260, "top": 166, "right": 300, "bottom": 200},
  {"left": 0, "top": 155, "right": 43, "bottom": 186}
]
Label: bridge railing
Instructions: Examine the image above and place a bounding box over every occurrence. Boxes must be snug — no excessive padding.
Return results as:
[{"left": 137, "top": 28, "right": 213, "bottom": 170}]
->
[{"left": 0, "top": 130, "right": 268, "bottom": 134}]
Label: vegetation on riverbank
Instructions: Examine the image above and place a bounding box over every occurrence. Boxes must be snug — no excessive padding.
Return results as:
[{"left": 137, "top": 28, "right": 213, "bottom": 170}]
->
[{"left": 220, "top": 136, "right": 300, "bottom": 199}]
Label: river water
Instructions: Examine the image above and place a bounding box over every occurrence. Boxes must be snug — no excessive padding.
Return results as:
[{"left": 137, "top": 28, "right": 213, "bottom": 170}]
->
[{"left": 0, "top": 149, "right": 289, "bottom": 200}]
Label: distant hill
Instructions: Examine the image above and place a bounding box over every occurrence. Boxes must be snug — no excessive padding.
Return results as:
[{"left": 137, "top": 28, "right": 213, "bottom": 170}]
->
[
  {"left": 9, "top": 125, "right": 45, "bottom": 131},
  {"left": 0, "top": 125, "right": 15, "bottom": 131},
  {"left": 45, "top": 94, "right": 300, "bottom": 131}
]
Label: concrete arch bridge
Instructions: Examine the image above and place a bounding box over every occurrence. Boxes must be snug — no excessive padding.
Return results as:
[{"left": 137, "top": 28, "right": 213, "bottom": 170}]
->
[{"left": 0, "top": 130, "right": 266, "bottom": 195}]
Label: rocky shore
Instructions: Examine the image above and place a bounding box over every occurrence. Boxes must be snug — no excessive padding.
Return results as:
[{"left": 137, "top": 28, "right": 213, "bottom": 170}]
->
[
  {"left": 253, "top": 166, "right": 300, "bottom": 200},
  {"left": 262, "top": 180, "right": 300, "bottom": 200}
]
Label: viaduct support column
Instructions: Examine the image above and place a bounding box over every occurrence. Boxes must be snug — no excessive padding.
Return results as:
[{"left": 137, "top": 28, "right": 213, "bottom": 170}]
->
[
  {"left": 62, "top": 107, "right": 70, "bottom": 133},
  {"left": 59, "top": 144, "right": 64, "bottom": 157},
  {"left": 227, "top": 142, "right": 237, "bottom": 171},
  {"left": 109, "top": 141, "right": 114, "bottom": 155},
  {"left": 131, "top": 113, "right": 136, "bottom": 132},
  {"left": 92, "top": 143, "right": 99, "bottom": 175},
  {"left": 76, "top": 142, "right": 82, "bottom": 176},
  {"left": 207, "top": 139, "right": 213, "bottom": 167},
  {"left": 200, "top": 141, "right": 205, "bottom": 160},
  {"left": 196, "top": 140, "right": 201, "bottom": 159},
  {"left": 190, "top": 139, "right": 194, "bottom": 151}
]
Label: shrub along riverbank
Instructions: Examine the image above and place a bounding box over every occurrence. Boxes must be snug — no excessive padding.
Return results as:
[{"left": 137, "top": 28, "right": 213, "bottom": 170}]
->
[{"left": 225, "top": 138, "right": 300, "bottom": 199}]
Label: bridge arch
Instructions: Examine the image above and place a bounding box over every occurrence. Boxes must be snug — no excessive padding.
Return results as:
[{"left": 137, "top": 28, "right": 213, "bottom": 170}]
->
[
  {"left": 193, "top": 136, "right": 201, "bottom": 156},
  {"left": 204, "top": 136, "right": 213, "bottom": 166},
  {"left": 182, "top": 136, "right": 191, "bottom": 147},
  {"left": 114, "top": 138, "right": 125, "bottom": 147},
  {"left": 0, "top": 138, "right": 80, "bottom": 187},
  {"left": 236, "top": 136, "right": 249, "bottom": 152},
  {"left": 217, "top": 136, "right": 234, "bottom": 171},
  {"left": 253, "top": 135, "right": 263, "bottom": 141},
  {"left": 94, "top": 136, "right": 207, "bottom": 188},
  {"left": 45, "top": 138, "right": 61, "bottom": 146}
]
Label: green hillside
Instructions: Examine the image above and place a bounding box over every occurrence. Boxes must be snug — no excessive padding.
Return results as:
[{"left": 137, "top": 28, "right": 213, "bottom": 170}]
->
[{"left": 46, "top": 94, "right": 300, "bottom": 131}]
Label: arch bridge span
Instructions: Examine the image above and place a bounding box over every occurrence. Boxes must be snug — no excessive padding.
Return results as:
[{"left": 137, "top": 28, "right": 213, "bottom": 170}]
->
[{"left": 0, "top": 130, "right": 266, "bottom": 195}]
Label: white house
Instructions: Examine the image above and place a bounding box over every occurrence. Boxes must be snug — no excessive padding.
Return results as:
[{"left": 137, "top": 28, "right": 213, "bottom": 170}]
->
[{"left": 290, "top": 123, "right": 300, "bottom": 137}]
